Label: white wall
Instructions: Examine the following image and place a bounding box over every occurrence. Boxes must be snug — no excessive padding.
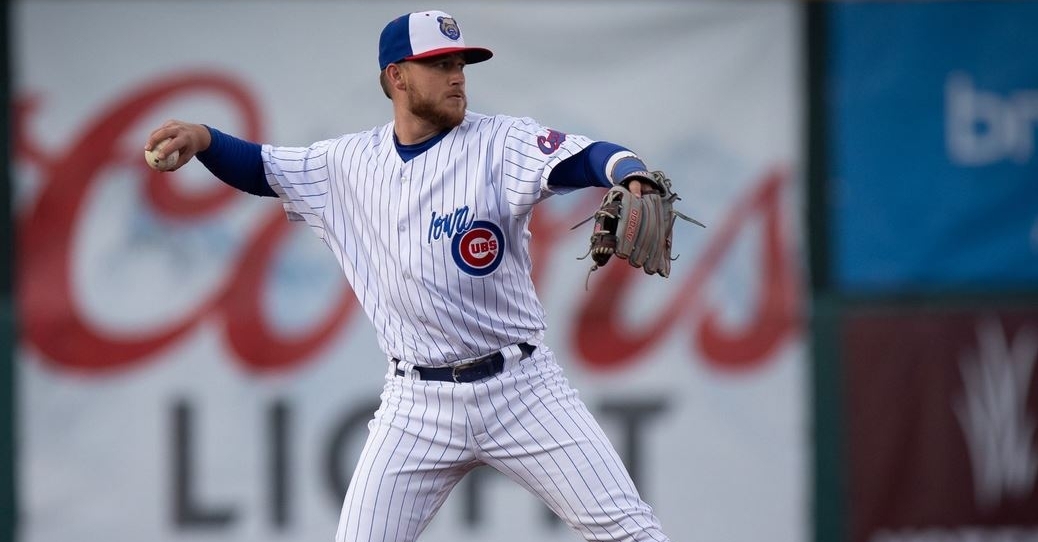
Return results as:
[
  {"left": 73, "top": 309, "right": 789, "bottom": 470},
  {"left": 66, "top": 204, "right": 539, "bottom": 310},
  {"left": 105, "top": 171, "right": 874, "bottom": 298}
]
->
[{"left": 13, "top": 2, "right": 806, "bottom": 541}]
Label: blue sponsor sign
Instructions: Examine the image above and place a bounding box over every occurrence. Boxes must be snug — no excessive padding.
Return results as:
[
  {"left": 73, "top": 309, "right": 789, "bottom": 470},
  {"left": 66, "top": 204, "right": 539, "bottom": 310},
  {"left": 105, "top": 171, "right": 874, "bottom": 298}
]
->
[{"left": 827, "top": 1, "right": 1038, "bottom": 293}]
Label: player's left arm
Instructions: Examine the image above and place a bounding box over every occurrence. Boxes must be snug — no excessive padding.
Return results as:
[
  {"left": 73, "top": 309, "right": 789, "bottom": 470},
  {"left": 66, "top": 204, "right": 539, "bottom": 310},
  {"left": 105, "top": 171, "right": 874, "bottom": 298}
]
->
[
  {"left": 546, "top": 142, "right": 656, "bottom": 198},
  {"left": 500, "top": 118, "right": 652, "bottom": 215}
]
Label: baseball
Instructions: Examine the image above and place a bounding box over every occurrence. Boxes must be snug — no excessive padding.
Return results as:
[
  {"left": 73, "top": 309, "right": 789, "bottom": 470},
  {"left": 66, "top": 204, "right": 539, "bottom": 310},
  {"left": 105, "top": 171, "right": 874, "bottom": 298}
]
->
[{"left": 145, "top": 138, "right": 179, "bottom": 171}]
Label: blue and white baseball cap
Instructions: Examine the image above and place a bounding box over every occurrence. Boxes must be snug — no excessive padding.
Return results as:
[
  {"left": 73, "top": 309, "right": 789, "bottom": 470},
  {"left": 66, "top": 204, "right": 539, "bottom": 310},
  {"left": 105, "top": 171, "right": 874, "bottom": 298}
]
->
[{"left": 378, "top": 10, "right": 493, "bottom": 70}]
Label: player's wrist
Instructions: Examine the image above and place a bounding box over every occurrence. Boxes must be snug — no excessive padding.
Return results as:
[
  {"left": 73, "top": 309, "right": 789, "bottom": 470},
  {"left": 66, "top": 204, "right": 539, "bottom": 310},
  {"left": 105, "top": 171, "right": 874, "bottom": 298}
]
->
[
  {"left": 198, "top": 124, "right": 215, "bottom": 152},
  {"left": 606, "top": 151, "right": 653, "bottom": 188}
]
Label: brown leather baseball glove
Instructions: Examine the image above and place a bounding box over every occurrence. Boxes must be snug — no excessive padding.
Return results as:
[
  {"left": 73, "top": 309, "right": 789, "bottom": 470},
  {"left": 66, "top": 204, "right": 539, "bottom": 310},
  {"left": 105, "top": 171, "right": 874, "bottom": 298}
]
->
[{"left": 573, "top": 171, "right": 704, "bottom": 281}]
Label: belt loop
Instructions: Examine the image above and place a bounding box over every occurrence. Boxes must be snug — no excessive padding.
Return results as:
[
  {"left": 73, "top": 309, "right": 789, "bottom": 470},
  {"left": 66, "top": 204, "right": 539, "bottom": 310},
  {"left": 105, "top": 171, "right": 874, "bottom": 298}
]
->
[
  {"left": 396, "top": 359, "right": 419, "bottom": 380},
  {"left": 503, "top": 342, "right": 535, "bottom": 371}
]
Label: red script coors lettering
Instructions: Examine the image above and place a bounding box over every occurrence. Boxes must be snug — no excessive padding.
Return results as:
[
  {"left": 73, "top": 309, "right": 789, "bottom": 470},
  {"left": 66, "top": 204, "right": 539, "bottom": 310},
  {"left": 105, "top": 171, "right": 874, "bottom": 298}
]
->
[
  {"left": 17, "top": 73, "right": 357, "bottom": 375},
  {"left": 17, "top": 74, "right": 796, "bottom": 376}
]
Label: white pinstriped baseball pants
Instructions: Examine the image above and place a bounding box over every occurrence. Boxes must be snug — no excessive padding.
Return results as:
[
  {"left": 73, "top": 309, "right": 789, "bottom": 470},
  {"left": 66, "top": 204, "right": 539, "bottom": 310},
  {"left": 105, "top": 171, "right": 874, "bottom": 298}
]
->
[{"left": 334, "top": 345, "right": 669, "bottom": 542}]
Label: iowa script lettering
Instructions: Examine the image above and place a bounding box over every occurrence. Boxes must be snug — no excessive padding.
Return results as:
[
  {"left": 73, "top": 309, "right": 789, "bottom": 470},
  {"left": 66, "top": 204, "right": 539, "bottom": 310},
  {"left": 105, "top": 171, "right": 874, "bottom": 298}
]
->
[{"left": 15, "top": 73, "right": 800, "bottom": 375}]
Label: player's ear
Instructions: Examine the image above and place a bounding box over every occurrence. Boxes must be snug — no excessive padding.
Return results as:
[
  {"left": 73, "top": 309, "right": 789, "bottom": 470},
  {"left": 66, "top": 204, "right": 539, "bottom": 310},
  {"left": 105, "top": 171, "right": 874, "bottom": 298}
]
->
[{"left": 386, "top": 63, "right": 407, "bottom": 91}]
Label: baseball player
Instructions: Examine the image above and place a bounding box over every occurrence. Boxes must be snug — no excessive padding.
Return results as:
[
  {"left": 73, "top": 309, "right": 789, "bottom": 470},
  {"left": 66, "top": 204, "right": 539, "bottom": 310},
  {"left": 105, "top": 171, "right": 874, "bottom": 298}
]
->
[{"left": 146, "top": 10, "right": 672, "bottom": 542}]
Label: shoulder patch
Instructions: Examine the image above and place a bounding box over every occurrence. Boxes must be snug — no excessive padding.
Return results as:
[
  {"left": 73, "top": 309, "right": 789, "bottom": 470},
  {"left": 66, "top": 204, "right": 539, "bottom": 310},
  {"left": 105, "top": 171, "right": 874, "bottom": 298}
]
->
[{"left": 537, "top": 129, "right": 567, "bottom": 155}]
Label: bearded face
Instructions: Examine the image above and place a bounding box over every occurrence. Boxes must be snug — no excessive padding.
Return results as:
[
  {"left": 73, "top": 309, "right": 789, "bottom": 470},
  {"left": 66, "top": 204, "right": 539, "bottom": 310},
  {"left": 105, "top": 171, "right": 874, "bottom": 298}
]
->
[
  {"left": 405, "top": 80, "right": 466, "bottom": 130},
  {"left": 393, "top": 55, "right": 468, "bottom": 131}
]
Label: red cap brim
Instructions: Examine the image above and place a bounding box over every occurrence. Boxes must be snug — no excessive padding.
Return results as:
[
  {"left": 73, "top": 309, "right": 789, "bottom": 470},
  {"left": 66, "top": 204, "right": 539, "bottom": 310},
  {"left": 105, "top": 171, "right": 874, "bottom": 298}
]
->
[{"left": 403, "top": 46, "right": 493, "bottom": 65}]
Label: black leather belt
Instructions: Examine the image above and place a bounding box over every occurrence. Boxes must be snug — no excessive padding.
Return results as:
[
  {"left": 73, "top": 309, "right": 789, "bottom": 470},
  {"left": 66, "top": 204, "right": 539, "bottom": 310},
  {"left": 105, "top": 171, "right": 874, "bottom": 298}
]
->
[{"left": 394, "top": 343, "right": 536, "bottom": 383}]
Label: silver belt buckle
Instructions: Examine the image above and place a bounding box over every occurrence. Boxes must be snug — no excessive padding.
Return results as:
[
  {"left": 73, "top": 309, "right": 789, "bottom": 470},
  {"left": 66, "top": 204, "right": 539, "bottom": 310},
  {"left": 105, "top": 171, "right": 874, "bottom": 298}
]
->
[
  {"left": 451, "top": 363, "right": 465, "bottom": 383},
  {"left": 451, "top": 354, "right": 492, "bottom": 383}
]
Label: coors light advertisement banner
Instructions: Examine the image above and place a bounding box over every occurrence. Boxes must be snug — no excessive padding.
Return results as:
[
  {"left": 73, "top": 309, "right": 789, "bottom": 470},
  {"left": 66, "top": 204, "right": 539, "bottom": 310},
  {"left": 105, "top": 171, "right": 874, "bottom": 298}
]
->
[{"left": 13, "top": 2, "right": 805, "bottom": 542}]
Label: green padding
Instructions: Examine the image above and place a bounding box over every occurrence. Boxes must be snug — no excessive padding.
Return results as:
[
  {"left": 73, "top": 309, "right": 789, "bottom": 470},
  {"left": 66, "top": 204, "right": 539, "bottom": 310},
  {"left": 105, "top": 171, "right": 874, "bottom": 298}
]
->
[
  {"left": 812, "top": 296, "right": 847, "bottom": 542},
  {"left": 0, "top": 299, "right": 15, "bottom": 542}
]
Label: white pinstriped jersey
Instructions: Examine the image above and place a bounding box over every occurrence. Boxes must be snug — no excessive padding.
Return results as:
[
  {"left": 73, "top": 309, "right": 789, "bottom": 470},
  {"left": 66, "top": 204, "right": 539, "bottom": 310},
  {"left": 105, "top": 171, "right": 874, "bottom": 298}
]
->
[{"left": 262, "top": 112, "right": 594, "bottom": 366}]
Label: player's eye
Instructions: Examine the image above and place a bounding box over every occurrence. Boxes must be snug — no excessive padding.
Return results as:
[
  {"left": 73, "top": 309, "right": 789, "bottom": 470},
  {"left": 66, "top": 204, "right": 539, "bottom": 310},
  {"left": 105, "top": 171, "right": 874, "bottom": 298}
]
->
[{"left": 440, "top": 59, "right": 464, "bottom": 71}]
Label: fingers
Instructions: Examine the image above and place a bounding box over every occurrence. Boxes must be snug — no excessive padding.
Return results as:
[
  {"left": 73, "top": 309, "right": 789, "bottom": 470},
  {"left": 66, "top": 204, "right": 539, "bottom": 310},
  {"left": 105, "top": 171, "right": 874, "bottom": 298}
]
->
[
  {"left": 623, "top": 177, "right": 660, "bottom": 199},
  {"left": 144, "top": 120, "right": 210, "bottom": 170},
  {"left": 627, "top": 179, "right": 644, "bottom": 198},
  {"left": 145, "top": 120, "right": 183, "bottom": 154}
]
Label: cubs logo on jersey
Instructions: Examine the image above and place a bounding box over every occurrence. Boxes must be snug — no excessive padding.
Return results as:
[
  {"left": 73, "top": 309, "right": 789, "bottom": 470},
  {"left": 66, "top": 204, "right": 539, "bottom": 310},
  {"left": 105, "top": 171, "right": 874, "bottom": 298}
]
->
[
  {"left": 451, "top": 220, "right": 505, "bottom": 277},
  {"left": 427, "top": 206, "right": 505, "bottom": 277},
  {"left": 437, "top": 16, "right": 461, "bottom": 40}
]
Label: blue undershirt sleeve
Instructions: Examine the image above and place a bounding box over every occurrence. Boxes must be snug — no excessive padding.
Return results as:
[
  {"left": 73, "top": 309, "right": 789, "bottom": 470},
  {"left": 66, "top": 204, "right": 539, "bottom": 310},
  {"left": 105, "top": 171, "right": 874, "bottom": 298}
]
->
[
  {"left": 195, "top": 125, "right": 276, "bottom": 197},
  {"left": 546, "top": 141, "right": 649, "bottom": 190}
]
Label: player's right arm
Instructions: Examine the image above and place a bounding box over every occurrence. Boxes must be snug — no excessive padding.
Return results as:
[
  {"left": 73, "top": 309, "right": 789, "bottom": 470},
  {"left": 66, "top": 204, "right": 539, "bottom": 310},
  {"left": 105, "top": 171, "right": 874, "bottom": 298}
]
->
[{"left": 145, "top": 120, "right": 276, "bottom": 197}]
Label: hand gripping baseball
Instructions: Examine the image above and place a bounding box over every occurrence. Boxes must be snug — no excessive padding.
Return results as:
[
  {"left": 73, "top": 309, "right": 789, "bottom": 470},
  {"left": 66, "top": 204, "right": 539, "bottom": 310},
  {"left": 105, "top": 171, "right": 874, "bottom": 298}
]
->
[
  {"left": 572, "top": 171, "right": 704, "bottom": 286},
  {"left": 143, "top": 121, "right": 213, "bottom": 172}
]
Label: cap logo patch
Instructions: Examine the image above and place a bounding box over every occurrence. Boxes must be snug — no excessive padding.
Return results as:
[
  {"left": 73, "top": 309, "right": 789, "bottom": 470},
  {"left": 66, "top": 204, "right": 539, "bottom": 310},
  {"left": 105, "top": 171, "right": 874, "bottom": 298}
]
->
[{"left": 437, "top": 16, "right": 461, "bottom": 41}]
